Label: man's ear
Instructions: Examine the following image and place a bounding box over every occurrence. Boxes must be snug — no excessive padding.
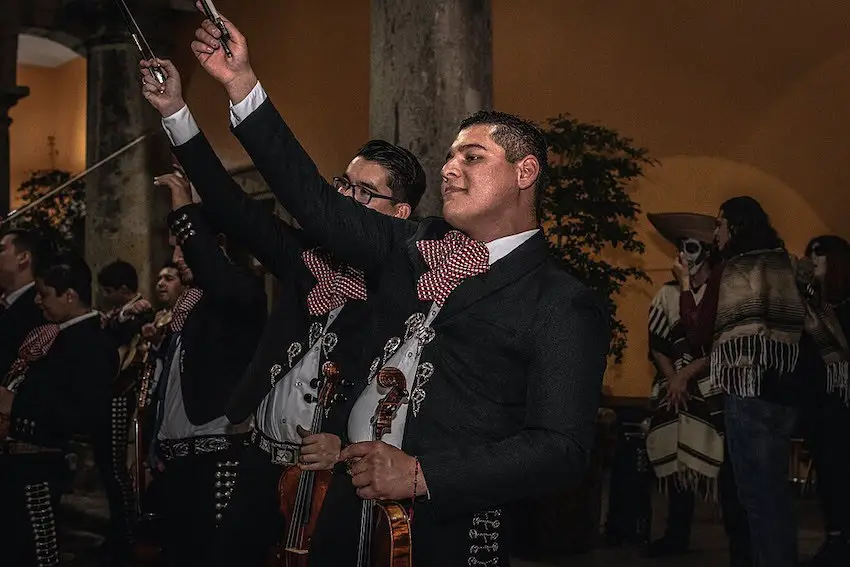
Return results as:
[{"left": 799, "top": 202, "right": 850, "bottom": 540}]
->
[
  {"left": 516, "top": 155, "right": 540, "bottom": 191},
  {"left": 17, "top": 250, "right": 31, "bottom": 269},
  {"left": 65, "top": 288, "right": 80, "bottom": 304},
  {"left": 393, "top": 202, "right": 412, "bottom": 220}
]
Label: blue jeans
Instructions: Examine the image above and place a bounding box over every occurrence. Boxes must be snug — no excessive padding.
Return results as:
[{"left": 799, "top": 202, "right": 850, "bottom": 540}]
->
[{"left": 725, "top": 395, "right": 798, "bottom": 567}]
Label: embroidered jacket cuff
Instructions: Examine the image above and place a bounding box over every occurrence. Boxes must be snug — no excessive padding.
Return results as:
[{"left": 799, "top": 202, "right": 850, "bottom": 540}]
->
[
  {"left": 229, "top": 81, "right": 268, "bottom": 127},
  {"left": 162, "top": 105, "right": 201, "bottom": 147},
  {"left": 167, "top": 204, "right": 201, "bottom": 245}
]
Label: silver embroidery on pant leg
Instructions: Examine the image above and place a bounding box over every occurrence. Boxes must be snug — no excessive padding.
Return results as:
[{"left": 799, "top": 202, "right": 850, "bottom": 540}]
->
[
  {"left": 214, "top": 460, "right": 239, "bottom": 525},
  {"left": 468, "top": 509, "right": 502, "bottom": 566},
  {"left": 24, "top": 481, "right": 59, "bottom": 566},
  {"left": 287, "top": 342, "right": 303, "bottom": 368},
  {"left": 111, "top": 396, "right": 135, "bottom": 540},
  {"left": 410, "top": 362, "right": 434, "bottom": 417}
]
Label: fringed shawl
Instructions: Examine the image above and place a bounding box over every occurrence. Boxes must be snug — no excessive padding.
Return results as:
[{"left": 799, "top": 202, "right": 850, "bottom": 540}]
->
[{"left": 712, "top": 249, "right": 849, "bottom": 401}]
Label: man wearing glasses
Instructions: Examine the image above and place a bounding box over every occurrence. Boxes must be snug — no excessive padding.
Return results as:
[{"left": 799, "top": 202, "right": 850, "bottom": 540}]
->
[{"left": 140, "top": 58, "right": 426, "bottom": 566}]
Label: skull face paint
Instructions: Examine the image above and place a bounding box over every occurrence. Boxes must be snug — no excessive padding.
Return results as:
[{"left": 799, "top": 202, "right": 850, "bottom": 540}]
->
[{"left": 680, "top": 238, "right": 708, "bottom": 275}]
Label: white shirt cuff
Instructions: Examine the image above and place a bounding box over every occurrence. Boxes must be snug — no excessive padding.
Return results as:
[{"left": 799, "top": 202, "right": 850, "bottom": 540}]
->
[
  {"left": 161, "top": 105, "right": 201, "bottom": 147},
  {"left": 229, "top": 81, "right": 268, "bottom": 127}
]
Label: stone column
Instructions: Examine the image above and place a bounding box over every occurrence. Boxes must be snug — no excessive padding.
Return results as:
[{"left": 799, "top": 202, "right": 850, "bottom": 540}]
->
[
  {"left": 0, "top": 86, "right": 29, "bottom": 217},
  {"left": 370, "top": 0, "right": 493, "bottom": 217},
  {"left": 0, "top": 1, "right": 27, "bottom": 217},
  {"left": 84, "top": 2, "right": 171, "bottom": 301}
]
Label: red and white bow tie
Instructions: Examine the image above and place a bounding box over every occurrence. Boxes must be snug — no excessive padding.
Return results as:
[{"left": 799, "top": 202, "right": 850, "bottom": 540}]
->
[
  {"left": 302, "top": 248, "right": 367, "bottom": 317},
  {"left": 416, "top": 230, "right": 490, "bottom": 306},
  {"left": 169, "top": 287, "right": 204, "bottom": 333},
  {"left": 4, "top": 323, "right": 61, "bottom": 388}
]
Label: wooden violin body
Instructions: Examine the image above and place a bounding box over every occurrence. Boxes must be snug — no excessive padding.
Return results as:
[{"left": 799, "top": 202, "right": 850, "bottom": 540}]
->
[
  {"left": 371, "top": 501, "right": 413, "bottom": 567},
  {"left": 277, "top": 467, "right": 332, "bottom": 567}
]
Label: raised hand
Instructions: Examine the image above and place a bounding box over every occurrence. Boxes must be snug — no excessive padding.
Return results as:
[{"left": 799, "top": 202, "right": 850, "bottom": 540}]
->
[
  {"left": 190, "top": 1, "right": 256, "bottom": 100},
  {"left": 140, "top": 58, "right": 185, "bottom": 117},
  {"left": 154, "top": 172, "right": 193, "bottom": 210}
]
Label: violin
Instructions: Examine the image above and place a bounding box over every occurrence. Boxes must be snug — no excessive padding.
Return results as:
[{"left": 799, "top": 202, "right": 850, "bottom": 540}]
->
[
  {"left": 277, "top": 361, "right": 346, "bottom": 566},
  {"left": 133, "top": 308, "right": 172, "bottom": 515},
  {"left": 356, "top": 367, "right": 413, "bottom": 567}
]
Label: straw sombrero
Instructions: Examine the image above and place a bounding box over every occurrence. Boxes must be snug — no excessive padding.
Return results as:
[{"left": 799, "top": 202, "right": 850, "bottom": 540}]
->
[{"left": 647, "top": 212, "right": 716, "bottom": 246}]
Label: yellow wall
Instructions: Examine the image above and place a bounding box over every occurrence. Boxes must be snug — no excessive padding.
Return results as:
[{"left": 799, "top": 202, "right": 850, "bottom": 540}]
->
[
  {"left": 10, "top": 57, "right": 87, "bottom": 209},
  {"left": 171, "top": 0, "right": 370, "bottom": 178},
  {"left": 12, "top": 2, "right": 850, "bottom": 398}
]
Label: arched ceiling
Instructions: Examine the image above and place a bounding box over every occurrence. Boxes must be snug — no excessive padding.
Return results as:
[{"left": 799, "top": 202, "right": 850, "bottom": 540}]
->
[{"left": 16, "top": 33, "right": 81, "bottom": 67}]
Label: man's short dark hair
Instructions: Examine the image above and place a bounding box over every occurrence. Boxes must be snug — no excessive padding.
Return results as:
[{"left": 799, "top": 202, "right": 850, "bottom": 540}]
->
[
  {"left": 1, "top": 228, "right": 50, "bottom": 273},
  {"left": 97, "top": 259, "right": 139, "bottom": 292},
  {"left": 36, "top": 252, "right": 93, "bottom": 306},
  {"left": 354, "top": 140, "right": 427, "bottom": 210},
  {"left": 458, "top": 111, "right": 550, "bottom": 218},
  {"left": 160, "top": 261, "right": 179, "bottom": 272}
]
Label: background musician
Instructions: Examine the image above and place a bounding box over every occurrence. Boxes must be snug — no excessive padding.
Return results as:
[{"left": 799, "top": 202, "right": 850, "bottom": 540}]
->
[
  {"left": 0, "top": 229, "right": 47, "bottom": 379},
  {"left": 96, "top": 259, "right": 154, "bottom": 565},
  {"left": 145, "top": 171, "right": 267, "bottom": 566},
  {"left": 0, "top": 252, "right": 118, "bottom": 567},
  {"left": 140, "top": 57, "right": 426, "bottom": 567}
]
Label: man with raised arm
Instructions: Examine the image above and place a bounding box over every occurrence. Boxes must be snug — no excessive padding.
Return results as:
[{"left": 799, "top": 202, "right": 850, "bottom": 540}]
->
[
  {"left": 154, "top": 8, "right": 609, "bottom": 566},
  {"left": 140, "top": 59, "right": 426, "bottom": 565}
]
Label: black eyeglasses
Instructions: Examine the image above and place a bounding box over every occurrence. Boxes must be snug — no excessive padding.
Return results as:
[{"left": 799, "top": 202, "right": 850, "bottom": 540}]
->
[{"left": 333, "top": 177, "right": 398, "bottom": 205}]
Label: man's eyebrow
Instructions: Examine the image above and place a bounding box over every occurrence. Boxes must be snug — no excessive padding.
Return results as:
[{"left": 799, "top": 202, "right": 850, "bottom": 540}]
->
[{"left": 446, "top": 143, "right": 488, "bottom": 160}]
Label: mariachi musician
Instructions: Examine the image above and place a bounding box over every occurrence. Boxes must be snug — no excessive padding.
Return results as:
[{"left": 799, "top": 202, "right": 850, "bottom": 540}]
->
[
  {"left": 130, "top": 262, "right": 186, "bottom": 526},
  {"left": 144, "top": 171, "right": 267, "bottom": 567},
  {"left": 184, "top": 12, "right": 610, "bottom": 566},
  {"left": 96, "top": 259, "right": 155, "bottom": 563},
  {"left": 140, "top": 58, "right": 427, "bottom": 566},
  {"left": 0, "top": 252, "right": 118, "bottom": 567}
]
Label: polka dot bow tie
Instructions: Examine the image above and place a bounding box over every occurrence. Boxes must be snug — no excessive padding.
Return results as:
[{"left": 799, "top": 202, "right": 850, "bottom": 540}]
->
[
  {"left": 416, "top": 230, "right": 490, "bottom": 306},
  {"left": 302, "top": 248, "right": 367, "bottom": 316}
]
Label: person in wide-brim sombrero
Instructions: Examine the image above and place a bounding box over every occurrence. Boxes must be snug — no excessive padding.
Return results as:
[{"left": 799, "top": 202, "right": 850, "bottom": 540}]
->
[
  {"left": 643, "top": 210, "right": 749, "bottom": 560},
  {"left": 647, "top": 212, "right": 716, "bottom": 247}
]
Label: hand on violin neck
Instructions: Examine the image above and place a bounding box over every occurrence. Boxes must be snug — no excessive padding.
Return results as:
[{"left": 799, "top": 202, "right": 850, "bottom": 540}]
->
[
  {"left": 342, "top": 441, "right": 429, "bottom": 500},
  {"left": 139, "top": 58, "right": 186, "bottom": 118},
  {"left": 297, "top": 425, "right": 342, "bottom": 471}
]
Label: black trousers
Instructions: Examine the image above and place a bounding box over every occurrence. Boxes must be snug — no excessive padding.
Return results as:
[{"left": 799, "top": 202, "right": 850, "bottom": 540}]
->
[
  {"left": 0, "top": 451, "right": 65, "bottom": 567},
  {"left": 156, "top": 435, "right": 248, "bottom": 567},
  {"left": 803, "top": 391, "right": 850, "bottom": 535},
  {"left": 93, "top": 392, "right": 136, "bottom": 554},
  {"left": 213, "top": 444, "right": 288, "bottom": 566}
]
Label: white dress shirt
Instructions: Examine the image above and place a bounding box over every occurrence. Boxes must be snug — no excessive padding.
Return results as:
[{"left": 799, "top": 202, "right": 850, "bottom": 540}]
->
[
  {"left": 58, "top": 310, "right": 100, "bottom": 330},
  {"left": 347, "top": 229, "right": 539, "bottom": 447},
  {"left": 255, "top": 306, "right": 343, "bottom": 444},
  {"left": 1, "top": 281, "right": 35, "bottom": 307},
  {"left": 157, "top": 336, "right": 249, "bottom": 440}
]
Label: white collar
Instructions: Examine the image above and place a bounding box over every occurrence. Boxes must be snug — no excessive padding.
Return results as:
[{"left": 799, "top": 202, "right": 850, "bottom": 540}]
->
[
  {"left": 485, "top": 229, "right": 540, "bottom": 266},
  {"left": 59, "top": 310, "right": 100, "bottom": 330},
  {"left": 2, "top": 281, "right": 35, "bottom": 307}
]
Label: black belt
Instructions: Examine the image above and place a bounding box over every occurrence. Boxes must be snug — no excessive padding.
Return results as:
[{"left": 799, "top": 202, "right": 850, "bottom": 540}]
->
[{"left": 251, "top": 430, "right": 299, "bottom": 466}]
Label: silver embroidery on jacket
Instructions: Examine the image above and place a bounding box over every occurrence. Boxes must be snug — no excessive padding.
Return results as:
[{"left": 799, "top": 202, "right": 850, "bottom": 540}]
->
[
  {"left": 468, "top": 509, "right": 502, "bottom": 566},
  {"left": 411, "top": 362, "right": 434, "bottom": 417},
  {"left": 287, "top": 342, "right": 303, "bottom": 368}
]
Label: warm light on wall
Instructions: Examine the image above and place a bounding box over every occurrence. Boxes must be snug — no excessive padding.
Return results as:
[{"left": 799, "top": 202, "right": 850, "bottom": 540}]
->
[{"left": 10, "top": 57, "right": 87, "bottom": 209}]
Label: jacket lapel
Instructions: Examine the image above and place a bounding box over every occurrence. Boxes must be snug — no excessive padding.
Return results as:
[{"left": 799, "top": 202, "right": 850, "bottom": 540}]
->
[{"left": 433, "top": 231, "right": 549, "bottom": 324}]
